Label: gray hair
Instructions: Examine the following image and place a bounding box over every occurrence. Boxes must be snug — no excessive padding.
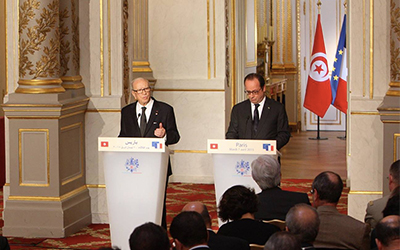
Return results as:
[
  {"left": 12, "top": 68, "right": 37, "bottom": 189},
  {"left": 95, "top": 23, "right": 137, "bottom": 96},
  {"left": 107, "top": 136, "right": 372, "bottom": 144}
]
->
[{"left": 251, "top": 155, "right": 281, "bottom": 190}]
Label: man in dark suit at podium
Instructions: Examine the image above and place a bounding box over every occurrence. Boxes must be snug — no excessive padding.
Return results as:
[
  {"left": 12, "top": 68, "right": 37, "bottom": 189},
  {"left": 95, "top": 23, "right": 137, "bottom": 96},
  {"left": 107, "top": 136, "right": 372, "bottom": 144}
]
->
[
  {"left": 119, "top": 77, "right": 180, "bottom": 229},
  {"left": 226, "top": 73, "right": 290, "bottom": 151}
]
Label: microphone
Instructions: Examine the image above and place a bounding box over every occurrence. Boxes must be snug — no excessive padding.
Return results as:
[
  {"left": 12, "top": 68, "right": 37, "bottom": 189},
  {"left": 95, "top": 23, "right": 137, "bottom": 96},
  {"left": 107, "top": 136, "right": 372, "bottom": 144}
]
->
[{"left": 137, "top": 113, "right": 141, "bottom": 120}]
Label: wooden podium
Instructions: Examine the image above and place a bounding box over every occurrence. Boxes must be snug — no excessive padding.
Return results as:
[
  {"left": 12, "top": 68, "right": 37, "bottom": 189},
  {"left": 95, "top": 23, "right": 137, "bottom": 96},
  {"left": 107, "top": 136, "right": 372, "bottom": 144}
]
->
[
  {"left": 207, "top": 139, "right": 277, "bottom": 225},
  {"left": 98, "top": 137, "right": 169, "bottom": 250}
]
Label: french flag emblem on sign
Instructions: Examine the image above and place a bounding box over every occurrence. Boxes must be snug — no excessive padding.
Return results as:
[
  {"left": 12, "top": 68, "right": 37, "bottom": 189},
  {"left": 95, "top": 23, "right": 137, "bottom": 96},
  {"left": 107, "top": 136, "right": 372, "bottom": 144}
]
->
[
  {"left": 263, "top": 143, "right": 273, "bottom": 151},
  {"left": 210, "top": 144, "right": 218, "bottom": 149},
  {"left": 101, "top": 141, "right": 109, "bottom": 147}
]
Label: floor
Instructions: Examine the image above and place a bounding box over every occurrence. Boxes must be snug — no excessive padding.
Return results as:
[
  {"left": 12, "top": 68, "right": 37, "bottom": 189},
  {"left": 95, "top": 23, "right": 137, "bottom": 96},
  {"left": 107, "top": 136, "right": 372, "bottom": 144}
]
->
[{"left": 280, "top": 131, "right": 347, "bottom": 179}]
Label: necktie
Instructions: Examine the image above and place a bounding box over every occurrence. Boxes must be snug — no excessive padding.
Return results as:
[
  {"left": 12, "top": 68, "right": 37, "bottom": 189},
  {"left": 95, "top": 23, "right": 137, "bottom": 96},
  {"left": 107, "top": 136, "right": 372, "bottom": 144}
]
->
[
  {"left": 140, "top": 107, "right": 147, "bottom": 136},
  {"left": 253, "top": 104, "right": 260, "bottom": 135}
]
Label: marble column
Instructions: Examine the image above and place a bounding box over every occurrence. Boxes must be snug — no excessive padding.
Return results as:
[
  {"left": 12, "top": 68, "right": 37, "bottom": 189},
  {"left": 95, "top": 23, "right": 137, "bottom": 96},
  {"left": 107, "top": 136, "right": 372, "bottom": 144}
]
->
[
  {"left": 129, "top": 0, "right": 156, "bottom": 87},
  {"left": 2, "top": 0, "right": 91, "bottom": 238},
  {"left": 59, "top": 0, "right": 84, "bottom": 92},
  {"left": 378, "top": 0, "right": 400, "bottom": 196}
]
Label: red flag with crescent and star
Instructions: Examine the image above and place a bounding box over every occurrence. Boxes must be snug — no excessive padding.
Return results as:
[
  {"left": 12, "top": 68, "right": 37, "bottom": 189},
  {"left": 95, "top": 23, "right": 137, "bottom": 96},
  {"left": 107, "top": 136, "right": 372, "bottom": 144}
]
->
[{"left": 303, "top": 14, "right": 332, "bottom": 118}]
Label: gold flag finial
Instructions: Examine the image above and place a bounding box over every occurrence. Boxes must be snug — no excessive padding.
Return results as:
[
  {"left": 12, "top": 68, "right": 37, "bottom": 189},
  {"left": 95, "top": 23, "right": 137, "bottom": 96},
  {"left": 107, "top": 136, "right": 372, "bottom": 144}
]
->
[{"left": 317, "top": 0, "right": 322, "bottom": 13}]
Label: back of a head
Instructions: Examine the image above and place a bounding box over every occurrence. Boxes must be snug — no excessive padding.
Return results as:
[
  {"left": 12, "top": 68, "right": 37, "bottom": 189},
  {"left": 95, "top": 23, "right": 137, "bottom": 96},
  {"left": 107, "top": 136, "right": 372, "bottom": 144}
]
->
[
  {"left": 264, "top": 231, "right": 301, "bottom": 250},
  {"left": 251, "top": 155, "right": 281, "bottom": 190},
  {"left": 129, "top": 222, "right": 170, "bottom": 250},
  {"left": 218, "top": 185, "right": 258, "bottom": 222},
  {"left": 390, "top": 160, "right": 400, "bottom": 186},
  {"left": 182, "top": 202, "right": 212, "bottom": 228},
  {"left": 375, "top": 215, "right": 400, "bottom": 248},
  {"left": 286, "top": 204, "right": 319, "bottom": 243},
  {"left": 170, "top": 211, "right": 208, "bottom": 248},
  {"left": 312, "top": 171, "right": 343, "bottom": 203}
]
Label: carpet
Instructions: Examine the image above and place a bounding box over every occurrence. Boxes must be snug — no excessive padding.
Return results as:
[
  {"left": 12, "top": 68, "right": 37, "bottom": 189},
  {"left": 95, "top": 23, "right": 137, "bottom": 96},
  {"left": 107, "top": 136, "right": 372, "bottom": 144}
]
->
[{"left": 2, "top": 180, "right": 348, "bottom": 249}]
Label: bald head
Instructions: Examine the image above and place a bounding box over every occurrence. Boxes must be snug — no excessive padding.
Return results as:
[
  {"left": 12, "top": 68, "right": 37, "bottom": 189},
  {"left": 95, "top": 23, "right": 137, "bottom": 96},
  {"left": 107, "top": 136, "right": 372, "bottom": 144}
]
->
[
  {"left": 376, "top": 215, "right": 400, "bottom": 250},
  {"left": 182, "top": 202, "right": 211, "bottom": 228},
  {"left": 286, "top": 204, "right": 319, "bottom": 244}
]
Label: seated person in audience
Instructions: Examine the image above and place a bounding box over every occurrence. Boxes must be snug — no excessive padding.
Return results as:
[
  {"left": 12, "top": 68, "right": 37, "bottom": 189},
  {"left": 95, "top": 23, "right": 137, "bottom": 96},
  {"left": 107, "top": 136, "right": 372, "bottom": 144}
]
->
[
  {"left": 365, "top": 160, "right": 399, "bottom": 229},
  {"left": 312, "top": 171, "right": 370, "bottom": 250},
  {"left": 251, "top": 155, "right": 310, "bottom": 221},
  {"left": 0, "top": 236, "right": 10, "bottom": 250},
  {"left": 182, "top": 201, "right": 250, "bottom": 250},
  {"left": 375, "top": 215, "right": 400, "bottom": 250},
  {"left": 170, "top": 211, "right": 210, "bottom": 250},
  {"left": 129, "top": 222, "right": 170, "bottom": 250},
  {"left": 217, "top": 185, "right": 280, "bottom": 245},
  {"left": 371, "top": 186, "right": 400, "bottom": 249},
  {"left": 285, "top": 203, "right": 319, "bottom": 250},
  {"left": 264, "top": 231, "right": 301, "bottom": 250}
]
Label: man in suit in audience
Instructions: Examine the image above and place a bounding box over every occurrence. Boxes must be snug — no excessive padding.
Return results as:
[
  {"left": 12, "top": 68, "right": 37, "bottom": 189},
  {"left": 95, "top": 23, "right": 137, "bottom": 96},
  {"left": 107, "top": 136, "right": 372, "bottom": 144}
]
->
[
  {"left": 225, "top": 73, "right": 290, "bottom": 151},
  {"left": 285, "top": 203, "right": 319, "bottom": 250},
  {"left": 251, "top": 155, "right": 310, "bottom": 221},
  {"left": 119, "top": 77, "right": 180, "bottom": 229},
  {"left": 182, "top": 201, "right": 250, "bottom": 250},
  {"left": 365, "top": 160, "right": 400, "bottom": 229},
  {"left": 170, "top": 211, "right": 210, "bottom": 250},
  {"left": 129, "top": 222, "right": 170, "bottom": 250},
  {"left": 375, "top": 215, "right": 400, "bottom": 250},
  {"left": 312, "top": 171, "right": 370, "bottom": 250}
]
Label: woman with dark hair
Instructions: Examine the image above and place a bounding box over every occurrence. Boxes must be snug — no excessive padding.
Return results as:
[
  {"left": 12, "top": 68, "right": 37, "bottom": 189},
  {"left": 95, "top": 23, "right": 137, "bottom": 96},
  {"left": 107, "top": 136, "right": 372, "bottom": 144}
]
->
[{"left": 217, "top": 185, "right": 280, "bottom": 245}]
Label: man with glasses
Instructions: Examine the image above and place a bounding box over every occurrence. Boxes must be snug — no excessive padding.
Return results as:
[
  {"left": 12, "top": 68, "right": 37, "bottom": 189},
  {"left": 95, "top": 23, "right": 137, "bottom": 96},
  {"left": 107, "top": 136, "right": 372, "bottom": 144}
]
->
[
  {"left": 226, "top": 73, "right": 290, "bottom": 150},
  {"left": 119, "top": 77, "right": 180, "bottom": 229}
]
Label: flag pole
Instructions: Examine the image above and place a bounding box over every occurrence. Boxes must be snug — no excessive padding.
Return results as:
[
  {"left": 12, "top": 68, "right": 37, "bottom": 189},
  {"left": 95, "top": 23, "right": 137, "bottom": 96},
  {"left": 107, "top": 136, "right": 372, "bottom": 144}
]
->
[
  {"left": 309, "top": 115, "right": 328, "bottom": 140},
  {"left": 308, "top": 0, "right": 328, "bottom": 141},
  {"left": 337, "top": 1, "right": 347, "bottom": 141}
]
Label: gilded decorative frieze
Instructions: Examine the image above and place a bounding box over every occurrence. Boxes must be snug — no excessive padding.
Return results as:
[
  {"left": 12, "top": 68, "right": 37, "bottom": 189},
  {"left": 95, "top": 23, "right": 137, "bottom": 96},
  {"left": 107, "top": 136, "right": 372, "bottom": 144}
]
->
[
  {"left": 72, "top": 0, "right": 80, "bottom": 73},
  {"left": 391, "top": 0, "right": 400, "bottom": 81},
  {"left": 123, "top": 0, "right": 129, "bottom": 103},
  {"left": 19, "top": 0, "right": 60, "bottom": 79},
  {"left": 59, "top": 6, "right": 71, "bottom": 76}
]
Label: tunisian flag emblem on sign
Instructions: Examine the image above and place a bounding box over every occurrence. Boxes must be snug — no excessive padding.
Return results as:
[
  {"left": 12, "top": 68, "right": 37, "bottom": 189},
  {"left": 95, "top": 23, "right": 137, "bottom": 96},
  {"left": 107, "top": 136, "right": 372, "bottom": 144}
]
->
[{"left": 303, "top": 14, "right": 332, "bottom": 118}]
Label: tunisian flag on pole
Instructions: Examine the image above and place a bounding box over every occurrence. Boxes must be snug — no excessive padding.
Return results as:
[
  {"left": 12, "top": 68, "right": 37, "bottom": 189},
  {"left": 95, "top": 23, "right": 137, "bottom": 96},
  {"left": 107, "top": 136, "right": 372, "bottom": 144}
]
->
[{"left": 303, "top": 14, "right": 332, "bottom": 118}]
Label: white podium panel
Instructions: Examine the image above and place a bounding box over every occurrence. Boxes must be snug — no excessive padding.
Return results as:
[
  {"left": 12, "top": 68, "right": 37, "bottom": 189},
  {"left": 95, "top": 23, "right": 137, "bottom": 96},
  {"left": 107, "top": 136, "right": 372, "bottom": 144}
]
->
[
  {"left": 99, "top": 137, "right": 169, "bottom": 250},
  {"left": 207, "top": 139, "right": 277, "bottom": 226}
]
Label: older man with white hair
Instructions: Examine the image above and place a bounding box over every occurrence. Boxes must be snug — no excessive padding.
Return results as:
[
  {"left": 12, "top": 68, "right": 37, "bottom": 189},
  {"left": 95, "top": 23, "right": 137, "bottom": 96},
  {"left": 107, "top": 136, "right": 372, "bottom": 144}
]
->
[{"left": 251, "top": 155, "right": 310, "bottom": 221}]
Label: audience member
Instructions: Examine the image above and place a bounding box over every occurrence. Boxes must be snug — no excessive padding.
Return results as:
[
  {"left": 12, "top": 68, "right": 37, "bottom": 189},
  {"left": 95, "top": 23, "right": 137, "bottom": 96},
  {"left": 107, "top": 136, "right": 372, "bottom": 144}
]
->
[
  {"left": 170, "top": 211, "right": 209, "bottom": 250},
  {"left": 217, "top": 185, "right": 280, "bottom": 245},
  {"left": 285, "top": 203, "right": 319, "bottom": 250},
  {"left": 182, "top": 201, "right": 250, "bottom": 250},
  {"left": 312, "top": 171, "right": 370, "bottom": 250},
  {"left": 371, "top": 186, "right": 400, "bottom": 249},
  {"left": 0, "top": 236, "right": 10, "bottom": 250},
  {"left": 375, "top": 215, "right": 400, "bottom": 250},
  {"left": 251, "top": 155, "right": 310, "bottom": 221},
  {"left": 128, "top": 222, "right": 170, "bottom": 250},
  {"left": 365, "top": 160, "right": 400, "bottom": 228},
  {"left": 264, "top": 231, "right": 301, "bottom": 250},
  {"left": 382, "top": 186, "right": 399, "bottom": 217}
]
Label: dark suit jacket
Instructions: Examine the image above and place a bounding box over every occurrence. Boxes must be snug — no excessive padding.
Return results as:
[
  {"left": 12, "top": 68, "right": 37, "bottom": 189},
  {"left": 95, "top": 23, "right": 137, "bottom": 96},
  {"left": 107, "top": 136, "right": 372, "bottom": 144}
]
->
[
  {"left": 314, "top": 206, "right": 370, "bottom": 250},
  {"left": 255, "top": 187, "right": 311, "bottom": 221},
  {"left": 119, "top": 98, "right": 180, "bottom": 175},
  {"left": 208, "top": 230, "right": 250, "bottom": 250},
  {"left": 225, "top": 98, "right": 290, "bottom": 150},
  {"left": 217, "top": 218, "right": 280, "bottom": 245}
]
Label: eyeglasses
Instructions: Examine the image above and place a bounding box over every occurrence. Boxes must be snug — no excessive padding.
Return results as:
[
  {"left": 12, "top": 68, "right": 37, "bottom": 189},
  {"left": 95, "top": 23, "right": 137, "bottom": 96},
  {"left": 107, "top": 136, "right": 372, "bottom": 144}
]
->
[
  {"left": 244, "top": 88, "right": 262, "bottom": 95},
  {"left": 133, "top": 87, "right": 151, "bottom": 94}
]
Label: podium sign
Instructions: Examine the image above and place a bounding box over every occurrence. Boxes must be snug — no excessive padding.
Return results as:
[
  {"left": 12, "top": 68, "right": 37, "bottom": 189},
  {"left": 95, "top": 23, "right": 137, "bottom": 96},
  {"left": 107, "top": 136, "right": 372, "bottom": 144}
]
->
[
  {"left": 99, "top": 137, "right": 169, "bottom": 250},
  {"left": 207, "top": 139, "right": 277, "bottom": 225}
]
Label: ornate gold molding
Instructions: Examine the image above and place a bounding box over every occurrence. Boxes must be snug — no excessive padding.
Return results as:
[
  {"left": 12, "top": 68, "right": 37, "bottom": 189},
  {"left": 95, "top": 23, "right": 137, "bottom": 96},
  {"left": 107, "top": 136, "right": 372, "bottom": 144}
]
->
[
  {"left": 349, "top": 191, "right": 383, "bottom": 195},
  {"left": 61, "top": 122, "right": 84, "bottom": 186},
  {"left": 18, "top": 78, "right": 62, "bottom": 86},
  {"left": 8, "top": 185, "right": 88, "bottom": 201},
  {"left": 15, "top": 86, "right": 65, "bottom": 94},
  {"left": 19, "top": 129, "right": 50, "bottom": 187}
]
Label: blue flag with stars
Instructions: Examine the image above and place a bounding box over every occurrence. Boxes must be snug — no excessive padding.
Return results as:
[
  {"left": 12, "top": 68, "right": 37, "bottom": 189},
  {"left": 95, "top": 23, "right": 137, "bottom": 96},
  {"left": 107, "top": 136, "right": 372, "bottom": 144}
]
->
[{"left": 330, "top": 15, "right": 348, "bottom": 113}]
